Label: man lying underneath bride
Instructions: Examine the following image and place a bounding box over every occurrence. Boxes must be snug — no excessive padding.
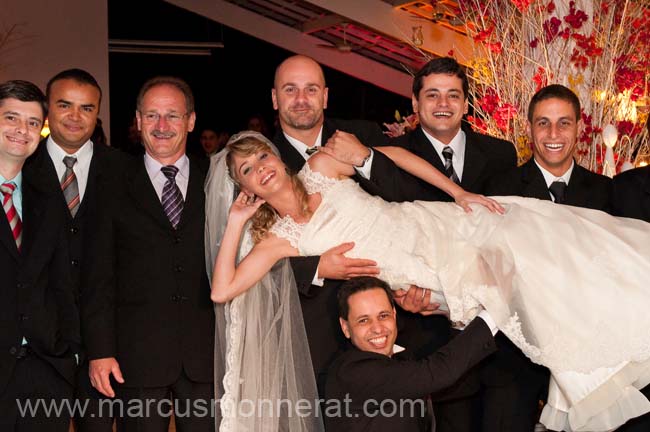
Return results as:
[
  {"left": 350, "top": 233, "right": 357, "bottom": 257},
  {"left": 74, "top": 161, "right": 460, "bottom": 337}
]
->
[{"left": 205, "top": 125, "right": 650, "bottom": 432}]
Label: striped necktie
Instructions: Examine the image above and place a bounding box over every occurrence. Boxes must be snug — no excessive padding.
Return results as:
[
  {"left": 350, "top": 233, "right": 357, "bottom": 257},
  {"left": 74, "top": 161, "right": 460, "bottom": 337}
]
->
[
  {"left": 442, "top": 146, "right": 460, "bottom": 185},
  {"left": 61, "top": 156, "right": 80, "bottom": 217},
  {"left": 1, "top": 182, "right": 22, "bottom": 250},
  {"left": 161, "top": 165, "right": 184, "bottom": 229}
]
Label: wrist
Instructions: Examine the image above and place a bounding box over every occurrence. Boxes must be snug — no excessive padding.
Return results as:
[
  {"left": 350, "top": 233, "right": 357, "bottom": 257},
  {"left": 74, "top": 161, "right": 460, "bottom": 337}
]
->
[{"left": 355, "top": 148, "right": 372, "bottom": 168}]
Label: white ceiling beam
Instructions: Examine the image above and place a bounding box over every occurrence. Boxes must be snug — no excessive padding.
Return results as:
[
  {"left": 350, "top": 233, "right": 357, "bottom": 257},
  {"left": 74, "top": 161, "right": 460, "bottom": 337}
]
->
[
  {"left": 302, "top": 0, "right": 474, "bottom": 63},
  {"left": 164, "top": 0, "right": 413, "bottom": 97}
]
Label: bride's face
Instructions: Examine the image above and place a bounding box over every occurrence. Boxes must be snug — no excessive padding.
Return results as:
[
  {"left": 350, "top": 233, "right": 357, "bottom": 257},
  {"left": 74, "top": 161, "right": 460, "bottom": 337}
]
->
[{"left": 231, "top": 149, "right": 289, "bottom": 198}]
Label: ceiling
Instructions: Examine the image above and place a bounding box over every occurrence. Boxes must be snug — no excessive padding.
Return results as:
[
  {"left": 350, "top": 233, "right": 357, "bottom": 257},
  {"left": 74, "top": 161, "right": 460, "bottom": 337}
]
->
[{"left": 165, "top": 0, "right": 472, "bottom": 97}]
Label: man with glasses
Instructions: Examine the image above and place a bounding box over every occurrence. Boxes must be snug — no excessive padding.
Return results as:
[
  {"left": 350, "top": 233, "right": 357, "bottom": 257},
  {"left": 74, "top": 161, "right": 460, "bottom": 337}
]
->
[{"left": 82, "top": 76, "right": 215, "bottom": 431}]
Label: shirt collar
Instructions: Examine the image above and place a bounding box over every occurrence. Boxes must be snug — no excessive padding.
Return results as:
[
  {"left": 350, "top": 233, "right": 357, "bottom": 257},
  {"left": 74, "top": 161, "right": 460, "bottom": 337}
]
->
[
  {"left": 392, "top": 344, "right": 406, "bottom": 355},
  {"left": 534, "top": 158, "right": 574, "bottom": 187},
  {"left": 0, "top": 171, "right": 22, "bottom": 190},
  {"left": 283, "top": 126, "right": 324, "bottom": 159},
  {"left": 144, "top": 152, "right": 190, "bottom": 181},
  {"left": 46, "top": 136, "right": 94, "bottom": 164},
  {"left": 421, "top": 127, "right": 466, "bottom": 161}
]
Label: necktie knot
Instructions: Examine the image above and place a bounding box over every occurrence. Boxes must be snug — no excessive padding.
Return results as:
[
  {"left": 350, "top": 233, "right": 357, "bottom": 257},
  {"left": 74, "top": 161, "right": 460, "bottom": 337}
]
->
[
  {"left": 549, "top": 180, "right": 567, "bottom": 204},
  {"left": 305, "top": 146, "right": 319, "bottom": 156},
  {"left": 442, "top": 146, "right": 454, "bottom": 162},
  {"left": 0, "top": 181, "right": 17, "bottom": 196},
  {"left": 63, "top": 156, "right": 77, "bottom": 169},
  {"left": 161, "top": 165, "right": 179, "bottom": 181}
]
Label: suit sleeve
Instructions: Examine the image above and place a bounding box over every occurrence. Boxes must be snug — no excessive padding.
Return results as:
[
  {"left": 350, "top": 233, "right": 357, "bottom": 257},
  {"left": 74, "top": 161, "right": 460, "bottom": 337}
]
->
[
  {"left": 333, "top": 318, "right": 496, "bottom": 402},
  {"left": 289, "top": 255, "right": 323, "bottom": 297},
  {"left": 80, "top": 179, "right": 117, "bottom": 360}
]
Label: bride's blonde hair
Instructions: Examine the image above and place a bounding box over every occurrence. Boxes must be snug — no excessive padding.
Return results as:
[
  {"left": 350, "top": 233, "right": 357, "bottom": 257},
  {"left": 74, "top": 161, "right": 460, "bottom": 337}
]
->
[{"left": 226, "top": 136, "right": 310, "bottom": 243}]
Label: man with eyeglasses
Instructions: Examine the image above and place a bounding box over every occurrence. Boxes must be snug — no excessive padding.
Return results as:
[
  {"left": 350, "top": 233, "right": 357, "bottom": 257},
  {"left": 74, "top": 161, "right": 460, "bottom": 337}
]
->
[{"left": 82, "top": 76, "right": 215, "bottom": 431}]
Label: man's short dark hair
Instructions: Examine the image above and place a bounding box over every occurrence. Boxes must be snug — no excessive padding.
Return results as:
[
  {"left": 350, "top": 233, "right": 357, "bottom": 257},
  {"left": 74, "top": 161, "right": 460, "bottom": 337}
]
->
[
  {"left": 527, "top": 84, "right": 581, "bottom": 122},
  {"left": 338, "top": 276, "right": 395, "bottom": 320},
  {"left": 46, "top": 68, "right": 102, "bottom": 104},
  {"left": 0, "top": 80, "right": 47, "bottom": 118},
  {"left": 136, "top": 76, "right": 194, "bottom": 114},
  {"left": 412, "top": 57, "right": 469, "bottom": 99}
]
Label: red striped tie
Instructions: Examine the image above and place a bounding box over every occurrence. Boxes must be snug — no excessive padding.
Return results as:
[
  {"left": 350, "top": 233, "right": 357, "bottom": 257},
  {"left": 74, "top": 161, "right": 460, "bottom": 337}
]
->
[{"left": 1, "top": 182, "right": 22, "bottom": 251}]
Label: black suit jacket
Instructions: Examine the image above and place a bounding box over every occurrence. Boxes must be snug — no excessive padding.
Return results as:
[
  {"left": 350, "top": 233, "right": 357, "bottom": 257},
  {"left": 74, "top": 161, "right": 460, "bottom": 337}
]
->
[
  {"left": 24, "top": 140, "right": 126, "bottom": 306},
  {"left": 386, "top": 123, "right": 517, "bottom": 200},
  {"left": 386, "top": 124, "right": 515, "bottom": 361},
  {"left": 611, "top": 165, "right": 650, "bottom": 222},
  {"left": 324, "top": 318, "right": 496, "bottom": 432},
  {"left": 487, "top": 158, "right": 612, "bottom": 210},
  {"left": 81, "top": 155, "right": 214, "bottom": 387},
  {"left": 0, "top": 172, "right": 78, "bottom": 394},
  {"left": 273, "top": 118, "right": 423, "bottom": 384},
  {"left": 483, "top": 159, "right": 611, "bottom": 388}
]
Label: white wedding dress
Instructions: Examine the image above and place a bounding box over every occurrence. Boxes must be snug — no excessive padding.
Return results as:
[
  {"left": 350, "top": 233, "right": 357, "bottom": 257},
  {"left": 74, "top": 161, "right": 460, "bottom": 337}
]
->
[{"left": 270, "top": 163, "right": 650, "bottom": 432}]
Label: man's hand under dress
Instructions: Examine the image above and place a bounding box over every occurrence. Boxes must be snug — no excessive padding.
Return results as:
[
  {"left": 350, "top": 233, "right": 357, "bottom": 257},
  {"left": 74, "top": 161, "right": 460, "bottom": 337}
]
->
[
  {"left": 394, "top": 285, "right": 449, "bottom": 317},
  {"left": 318, "top": 242, "right": 379, "bottom": 280}
]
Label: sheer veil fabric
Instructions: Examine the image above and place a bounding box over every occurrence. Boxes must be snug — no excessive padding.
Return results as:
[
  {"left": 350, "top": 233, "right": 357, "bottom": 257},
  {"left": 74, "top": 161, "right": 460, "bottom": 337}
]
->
[{"left": 204, "top": 131, "right": 324, "bottom": 432}]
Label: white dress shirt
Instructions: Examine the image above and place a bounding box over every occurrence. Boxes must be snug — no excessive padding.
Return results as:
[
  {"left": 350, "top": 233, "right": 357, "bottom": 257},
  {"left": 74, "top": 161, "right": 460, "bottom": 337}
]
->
[
  {"left": 47, "top": 137, "right": 94, "bottom": 203},
  {"left": 421, "top": 128, "right": 467, "bottom": 181},
  {"left": 144, "top": 153, "right": 190, "bottom": 200}
]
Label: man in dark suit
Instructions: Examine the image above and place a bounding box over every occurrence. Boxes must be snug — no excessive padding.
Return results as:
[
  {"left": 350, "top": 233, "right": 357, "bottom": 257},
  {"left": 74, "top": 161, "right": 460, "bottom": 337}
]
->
[
  {"left": 325, "top": 276, "right": 497, "bottom": 432},
  {"left": 82, "top": 76, "right": 214, "bottom": 431},
  {"left": 271, "top": 55, "right": 426, "bottom": 396},
  {"left": 0, "top": 80, "right": 78, "bottom": 431},
  {"left": 23, "top": 68, "right": 123, "bottom": 432},
  {"left": 484, "top": 84, "right": 612, "bottom": 432},
  {"left": 382, "top": 57, "right": 516, "bottom": 432},
  {"left": 612, "top": 165, "right": 650, "bottom": 222}
]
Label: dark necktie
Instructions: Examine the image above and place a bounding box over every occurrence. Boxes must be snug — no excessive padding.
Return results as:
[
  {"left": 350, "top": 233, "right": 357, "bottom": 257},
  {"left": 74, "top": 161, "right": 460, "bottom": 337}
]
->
[
  {"left": 161, "top": 165, "right": 184, "bottom": 229},
  {"left": 1, "top": 182, "right": 22, "bottom": 250},
  {"left": 61, "top": 156, "right": 80, "bottom": 217},
  {"left": 549, "top": 180, "right": 567, "bottom": 204},
  {"left": 442, "top": 146, "right": 460, "bottom": 185}
]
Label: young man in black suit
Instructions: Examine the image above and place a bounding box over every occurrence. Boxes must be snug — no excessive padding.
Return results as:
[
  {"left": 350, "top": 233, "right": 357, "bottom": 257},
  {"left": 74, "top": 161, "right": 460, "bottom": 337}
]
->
[
  {"left": 325, "top": 277, "right": 497, "bottom": 432},
  {"left": 82, "top": 76, "right": 214, "bottom": 431},
  {"left": 483, "top": 84, "right": 613, "bottom": 432},
  {"left": 0, "top": 80, "right": 79, "bottom": 431},
  {"left": 380, "top": 57, "right": 516, "bottom": 432},
  {"left": 612, "top": 165, "right": 650, "bottom": 222},
  {"left": 23, "top": 68, "right": 125, "bottom": 432}
]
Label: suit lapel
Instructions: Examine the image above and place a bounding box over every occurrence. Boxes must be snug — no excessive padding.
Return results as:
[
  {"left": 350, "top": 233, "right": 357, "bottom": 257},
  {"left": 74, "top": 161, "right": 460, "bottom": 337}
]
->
[
  {"left": 521, "top": 160, "right": 553, "bottom": 200},
  {"left": 0, "top": 210, "right": 19, "bottom": 260},
  {"left": 176, "top": 157, "right": 203, "bottom": 231},
  {"left": 75, "top": 143, "right": 105, "bottom": 219},
  {"left": 411, "top": 128, "right": 446, "bottom": 171},
  {"left": 128, "top": 159, "right": 173, "bottom": 230},
  {"left": 20, "top": 175, "right": 47, "bottom": 259},
  {"left": 462, "top": 130, "right": 488, "bottom": 190},
  {"left": 272, "top": 131, "right": 306, "bottom": 173},
  {"left": 565, "top": 164, "right": 590, "bottom": 207}
]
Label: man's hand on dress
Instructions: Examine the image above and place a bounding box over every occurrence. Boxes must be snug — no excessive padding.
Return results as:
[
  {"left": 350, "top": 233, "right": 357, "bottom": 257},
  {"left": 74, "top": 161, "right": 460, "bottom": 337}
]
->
[
  {"left": 394, "top": 285, "right": 448, "bottom": 317},
  {"left": 318, "top": 242, "right": 379, "bottom": 280},
  {"left": 89, "top": 357, "right": 125, "bottom": 398},
  {"left": 321, "top": 130, "right": 371, "bottom": 167}
]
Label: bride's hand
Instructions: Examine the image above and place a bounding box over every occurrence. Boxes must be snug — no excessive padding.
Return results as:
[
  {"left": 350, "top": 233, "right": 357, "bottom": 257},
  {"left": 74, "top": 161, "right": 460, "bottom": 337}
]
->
[
  {"left": 229, "top": 192, "right": 266, "bottom": 224},
  {"left": 454, "top": 191, "right": 504, "bottom": 214}
]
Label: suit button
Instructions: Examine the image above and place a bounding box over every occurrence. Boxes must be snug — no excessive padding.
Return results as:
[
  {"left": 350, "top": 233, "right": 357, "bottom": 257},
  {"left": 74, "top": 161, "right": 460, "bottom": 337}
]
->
[
  {"left": 174, "top": 236, "right": 181, "bottom": 244},
  {"left": 16, "top": 283, "right": 23, "bottom": 289},
  {"left": 70, "top": 227, "right": 79, "bottom": 234},
  {"left": 174, "top": 265, "right": 183, "bottom": 273},
  {"left": 171, "top": 295, "right": 179, "bottom": 302},
  {"left": 71, "top": 259, "right": 79, "bottom": 267},
  {"left": 9, "top": 347, "right": 17, "bottom": 355},
  {"left": 19, "top": 314, "right": 28, "bottom": 321}
]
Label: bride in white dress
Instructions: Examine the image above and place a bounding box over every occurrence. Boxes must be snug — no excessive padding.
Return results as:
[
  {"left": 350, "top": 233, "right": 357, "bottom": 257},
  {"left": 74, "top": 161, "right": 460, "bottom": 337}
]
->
[{"left": 207, "top": 131, "right": 650, "bottom": 432}]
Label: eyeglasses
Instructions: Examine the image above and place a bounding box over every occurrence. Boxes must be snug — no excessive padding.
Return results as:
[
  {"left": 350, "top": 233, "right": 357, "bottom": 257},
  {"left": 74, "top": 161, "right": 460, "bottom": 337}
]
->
[{"left": 140, "top": 112, "right": 188, "bottom": 124}]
